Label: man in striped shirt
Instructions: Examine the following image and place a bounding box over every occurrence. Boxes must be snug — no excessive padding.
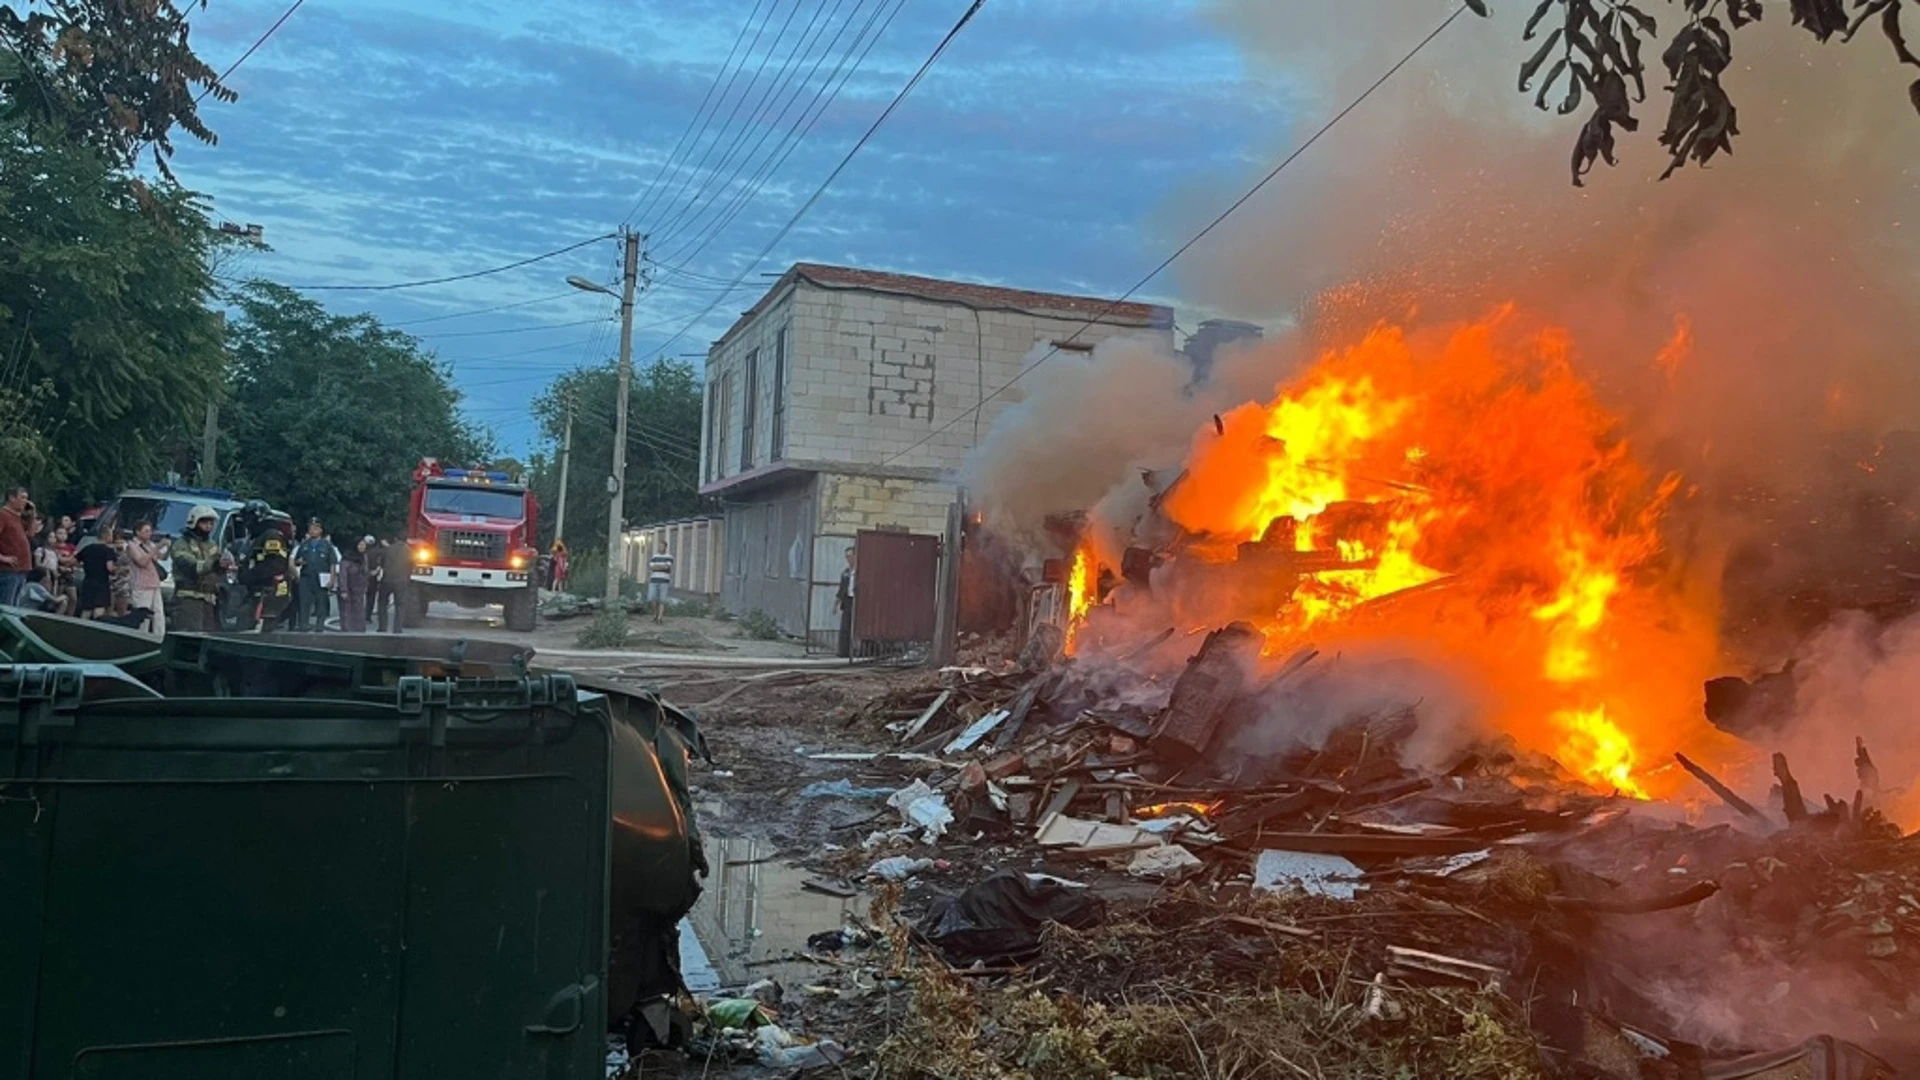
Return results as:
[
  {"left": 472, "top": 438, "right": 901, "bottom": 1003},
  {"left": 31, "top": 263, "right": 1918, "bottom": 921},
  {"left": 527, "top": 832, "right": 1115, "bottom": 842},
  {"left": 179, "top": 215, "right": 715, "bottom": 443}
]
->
[{"left": 647, "top": 541, "right": 674, "bottom": 623}]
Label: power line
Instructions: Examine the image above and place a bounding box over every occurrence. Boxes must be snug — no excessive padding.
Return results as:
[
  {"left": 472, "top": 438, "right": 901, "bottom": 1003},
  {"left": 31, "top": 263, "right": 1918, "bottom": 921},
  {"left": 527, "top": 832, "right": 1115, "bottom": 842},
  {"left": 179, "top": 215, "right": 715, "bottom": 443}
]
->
[
  {"left": 195, "top": 0, "right": 307, "bottom": 105},
  {"left": 436, "top": 335, "right": 608, "bottom": 366},
  {"left": 288, "top": 234, "right": 614, "bottom": 292},
  {"left": 387, "top": 291, "right": 582, "bottom": 327},
  {"left": 657, "top": 0, "right": 905, "bottom": 269},
  {"left": 640, "top": 0, "right": 986, "bottom": 362},
  {"left": 413, "top": 315, "right": 612, "bottom": 340},
  {"left": 643, "top": 0, "right": 814, "bottom": 242},
  {"left": 877, "top": 1, "right": 1469, "bottom": 469},
  {"left": 648, "top": 0, "right": 852, "bottom": 249},
  {"left": 629, "top": 0, "right": 788, "bottom": 233},
  {"left": 623, "top": 0, "right": 776, "bottom": 228}
]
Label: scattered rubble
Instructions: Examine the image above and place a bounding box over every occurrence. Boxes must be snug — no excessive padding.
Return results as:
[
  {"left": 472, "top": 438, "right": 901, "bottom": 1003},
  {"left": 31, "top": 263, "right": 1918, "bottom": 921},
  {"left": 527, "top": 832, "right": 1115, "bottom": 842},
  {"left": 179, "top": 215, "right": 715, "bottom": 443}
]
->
[{"left": 809, "top": 646, "right": 1919, "bottom": 1077}]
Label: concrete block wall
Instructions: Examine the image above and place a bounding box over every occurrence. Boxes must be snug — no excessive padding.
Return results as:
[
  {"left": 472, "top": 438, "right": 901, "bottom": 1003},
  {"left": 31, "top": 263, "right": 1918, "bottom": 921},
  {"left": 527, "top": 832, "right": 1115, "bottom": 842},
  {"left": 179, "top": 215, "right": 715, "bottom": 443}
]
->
[
  {"left": 780, "top": 284, "right": 1173, "bottom": 473},
  {"left": 813, "top": 472, "right": 956, "bottom": 537}
]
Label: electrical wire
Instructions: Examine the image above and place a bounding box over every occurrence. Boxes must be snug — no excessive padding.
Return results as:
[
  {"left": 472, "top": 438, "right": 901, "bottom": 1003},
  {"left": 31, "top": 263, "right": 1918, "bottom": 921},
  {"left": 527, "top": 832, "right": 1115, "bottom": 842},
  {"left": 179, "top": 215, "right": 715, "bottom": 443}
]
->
[
  {"left": 876, "top": 1, "right": 1469, "bottom": 469},
  {"left": 647, "top": 0, "right": 854, "bottom": 250},
  {"left": 435, "top": 335, "right": 609, "bottom": 367},
  {"left": 629, "top": 0, "right": 788, "bottom": 235},
  {"left": 287, "top": 234, "right": 614, "bottom": 292},
  {"left": 195, "top": 0, "right": 307, "bottom": 104},
  {"left": 413, "top": 316, "right": 612, "bottom": 340},
  {"left": 386, "top": 291, "right": 583, "bottom": 327},
  {"left": 657, "top": 0, "right": 905, "bottom": 269},
  {"left": 643, "top": 0, "right": 815, "bottom": 243},
  {"left": 639, "top": 0, "right": 986, "bottom": 363},
  {"left": 624, "top": 0, "right": 775, "bottom": 229}
]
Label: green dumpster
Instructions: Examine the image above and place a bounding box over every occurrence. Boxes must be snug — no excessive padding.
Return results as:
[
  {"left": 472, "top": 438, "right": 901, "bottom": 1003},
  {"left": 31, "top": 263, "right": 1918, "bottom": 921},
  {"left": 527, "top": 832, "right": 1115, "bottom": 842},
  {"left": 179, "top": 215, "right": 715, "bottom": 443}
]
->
[
  {"left": 1, "top": 662, "right": 621, "bottom": 1079},
  {"left": 0, "top": 610, "right": 164, "bottom": 672}
]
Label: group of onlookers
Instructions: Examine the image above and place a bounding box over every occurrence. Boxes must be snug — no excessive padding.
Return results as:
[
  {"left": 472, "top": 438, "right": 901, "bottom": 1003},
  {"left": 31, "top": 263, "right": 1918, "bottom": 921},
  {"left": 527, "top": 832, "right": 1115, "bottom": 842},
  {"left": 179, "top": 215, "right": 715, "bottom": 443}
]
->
[
  {"left": 0, "top": 483, "right": 413, "bottom": 636},
  {"left": 0, "top": 484, "right": 154, "bottom": 626}
]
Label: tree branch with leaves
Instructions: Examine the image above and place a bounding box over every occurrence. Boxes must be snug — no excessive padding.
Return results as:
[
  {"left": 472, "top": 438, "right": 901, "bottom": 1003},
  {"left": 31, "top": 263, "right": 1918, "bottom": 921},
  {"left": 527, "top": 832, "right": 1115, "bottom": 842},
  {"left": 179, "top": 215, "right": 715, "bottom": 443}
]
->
[
  {"left": 1482, "top": 0, "right": 1920, "bottom": 184},
  {"left": 0, "top": 0, "right": 233, "bottom": 179}
]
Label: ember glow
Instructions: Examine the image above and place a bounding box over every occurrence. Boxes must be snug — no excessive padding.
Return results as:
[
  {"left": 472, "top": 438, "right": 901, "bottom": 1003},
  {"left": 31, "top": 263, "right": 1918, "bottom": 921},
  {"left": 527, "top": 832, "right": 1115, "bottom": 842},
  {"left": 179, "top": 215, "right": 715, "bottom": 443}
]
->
[{"left": 1071, "top": 308, "right": 1727, "bottom": 797}]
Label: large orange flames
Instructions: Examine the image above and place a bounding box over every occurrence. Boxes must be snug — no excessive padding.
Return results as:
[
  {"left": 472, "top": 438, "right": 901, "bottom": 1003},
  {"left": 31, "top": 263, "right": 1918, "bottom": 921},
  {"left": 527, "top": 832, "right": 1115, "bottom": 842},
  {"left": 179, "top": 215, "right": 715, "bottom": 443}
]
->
[{"left": 1073, "top": 307, "right": 1726, "bottom": 797}]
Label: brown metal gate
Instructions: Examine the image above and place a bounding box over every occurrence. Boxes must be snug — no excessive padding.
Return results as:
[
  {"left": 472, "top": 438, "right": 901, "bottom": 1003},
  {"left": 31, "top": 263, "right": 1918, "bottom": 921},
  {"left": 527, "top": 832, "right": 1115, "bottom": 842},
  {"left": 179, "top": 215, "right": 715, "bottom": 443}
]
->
[{"left": 852, "top": 530, "right": 939, "bottom": 658}]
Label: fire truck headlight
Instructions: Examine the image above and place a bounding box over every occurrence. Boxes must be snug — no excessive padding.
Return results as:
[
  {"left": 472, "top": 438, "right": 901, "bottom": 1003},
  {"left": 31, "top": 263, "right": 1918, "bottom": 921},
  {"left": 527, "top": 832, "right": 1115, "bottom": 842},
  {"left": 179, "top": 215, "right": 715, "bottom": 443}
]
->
[
  {"left": 508, "top": 553, "right": 526, "bottom": 570},
  {"left": 413, "top": 545, "right": 432, "bottom": 565}
]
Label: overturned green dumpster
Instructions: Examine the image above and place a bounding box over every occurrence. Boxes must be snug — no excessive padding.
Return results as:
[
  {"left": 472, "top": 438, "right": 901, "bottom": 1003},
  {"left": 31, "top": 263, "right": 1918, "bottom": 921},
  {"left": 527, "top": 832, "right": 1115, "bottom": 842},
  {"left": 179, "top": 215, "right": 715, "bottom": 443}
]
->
[{"left": 0, "top": 615, "right": 705, "bottom": 1080}]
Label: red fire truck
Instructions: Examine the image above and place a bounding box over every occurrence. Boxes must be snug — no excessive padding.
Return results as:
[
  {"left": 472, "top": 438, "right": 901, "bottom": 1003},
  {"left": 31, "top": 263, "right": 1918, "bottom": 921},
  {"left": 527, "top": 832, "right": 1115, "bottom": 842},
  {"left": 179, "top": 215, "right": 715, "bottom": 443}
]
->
[{"left": 405, "top": 459, "right": 541, "bottom": 631}]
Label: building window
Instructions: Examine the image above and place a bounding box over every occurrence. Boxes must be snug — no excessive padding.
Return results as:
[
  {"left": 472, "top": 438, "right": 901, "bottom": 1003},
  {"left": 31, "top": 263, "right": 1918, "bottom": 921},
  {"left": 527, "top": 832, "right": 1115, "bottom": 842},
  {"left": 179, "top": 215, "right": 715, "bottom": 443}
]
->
[
  {"left": 740, "top": 348, "right": 759, "bottom": 472},
  {"left": 771, "top": 325, "right": 788, "bottom": 459},
  {"left": 717, "top": 370, "right": 734, "bottom": 478},
  {"left": 704, "top": 381, "right": 720, "bottom": 484}
]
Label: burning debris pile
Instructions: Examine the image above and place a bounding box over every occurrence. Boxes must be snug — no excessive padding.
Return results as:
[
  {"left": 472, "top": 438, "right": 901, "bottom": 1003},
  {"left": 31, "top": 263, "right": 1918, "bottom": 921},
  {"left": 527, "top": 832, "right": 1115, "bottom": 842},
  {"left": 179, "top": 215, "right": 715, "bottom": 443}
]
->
[
  {"left": 853, "top": 308, "right": 1920, "bottom": 1074},
  {"left": 849, "top": 647, "right": 1916, "bottom": 1077}
]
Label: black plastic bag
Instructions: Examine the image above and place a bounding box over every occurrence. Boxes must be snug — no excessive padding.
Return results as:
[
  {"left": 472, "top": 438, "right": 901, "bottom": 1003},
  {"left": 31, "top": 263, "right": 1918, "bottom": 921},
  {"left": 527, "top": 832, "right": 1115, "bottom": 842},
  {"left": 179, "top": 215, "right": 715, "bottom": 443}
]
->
[{"left": 915, "top": 870, "right": 1103, "bottom": 965}]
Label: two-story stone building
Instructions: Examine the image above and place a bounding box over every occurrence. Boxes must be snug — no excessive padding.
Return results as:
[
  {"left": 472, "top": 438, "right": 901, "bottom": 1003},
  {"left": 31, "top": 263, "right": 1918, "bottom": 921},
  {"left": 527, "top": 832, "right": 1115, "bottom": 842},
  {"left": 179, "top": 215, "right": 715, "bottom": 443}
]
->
[{"left": 698, "top": 262, "right": 1173, "bottom": 648}]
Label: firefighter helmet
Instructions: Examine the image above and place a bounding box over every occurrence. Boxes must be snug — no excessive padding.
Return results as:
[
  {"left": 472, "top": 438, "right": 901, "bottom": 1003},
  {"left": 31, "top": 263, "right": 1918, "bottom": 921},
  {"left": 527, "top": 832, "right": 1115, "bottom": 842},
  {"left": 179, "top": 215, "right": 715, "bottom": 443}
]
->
[{"left": 188, "top": 504, "right": 218, "bottom": 527}]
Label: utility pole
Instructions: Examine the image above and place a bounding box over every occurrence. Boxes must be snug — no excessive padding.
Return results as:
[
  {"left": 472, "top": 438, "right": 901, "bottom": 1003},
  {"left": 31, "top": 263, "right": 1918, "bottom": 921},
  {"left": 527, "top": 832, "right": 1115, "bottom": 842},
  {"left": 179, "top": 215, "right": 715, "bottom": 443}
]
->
[
  {"left": 554, "top": 392, "right": 572, "bottom": 545},
  {"left": 606, "top": 230, "right": 640, "bottom": 602},
  {"left": 201, "top": 401, "right": 219, "bottom": 482}
]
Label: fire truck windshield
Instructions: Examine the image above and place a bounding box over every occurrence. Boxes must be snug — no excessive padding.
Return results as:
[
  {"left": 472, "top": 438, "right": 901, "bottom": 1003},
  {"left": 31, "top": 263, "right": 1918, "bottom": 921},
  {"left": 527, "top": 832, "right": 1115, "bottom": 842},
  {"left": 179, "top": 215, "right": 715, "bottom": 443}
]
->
[{"left": 423, "top": 484, "right": 524, "bottom": 520}]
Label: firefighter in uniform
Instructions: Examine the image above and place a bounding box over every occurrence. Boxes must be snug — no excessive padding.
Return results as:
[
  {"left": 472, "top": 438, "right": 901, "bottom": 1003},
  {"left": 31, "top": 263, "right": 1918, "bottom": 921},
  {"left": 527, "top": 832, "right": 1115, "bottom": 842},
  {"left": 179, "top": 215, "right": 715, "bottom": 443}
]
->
[
  {"left": 170, "top": 505, "right": 228, "bottom": 632},
  {"left": 242, "top": 534, "right": 295, "bottom": 631}
]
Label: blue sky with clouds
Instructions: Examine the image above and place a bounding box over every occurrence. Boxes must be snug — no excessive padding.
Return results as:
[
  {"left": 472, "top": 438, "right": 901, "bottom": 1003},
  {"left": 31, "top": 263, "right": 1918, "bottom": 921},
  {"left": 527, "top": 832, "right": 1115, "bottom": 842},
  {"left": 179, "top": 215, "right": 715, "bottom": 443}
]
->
[{"left": 171, "top": 0, "right": 1288, "bottom": 452}]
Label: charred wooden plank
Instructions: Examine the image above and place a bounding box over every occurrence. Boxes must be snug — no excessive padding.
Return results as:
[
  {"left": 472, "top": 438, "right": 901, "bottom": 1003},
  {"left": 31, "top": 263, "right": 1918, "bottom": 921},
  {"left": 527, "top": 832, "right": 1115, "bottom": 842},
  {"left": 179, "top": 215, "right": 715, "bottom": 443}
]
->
[
  {"left": 1151, "top": 622, "right": 1264, "bottom": 764},
  {"left": 1236, "top": 832, "right": 1487, "bottom": 857},
  {"left": 899, "top": 689, "right": 953, "bottom": 743},
  {"left": 1041, "top": 778, "right": 1082, "bottom": 822},
  {"left": 1118, "top": 626, "right": 1175, "bottom": 663},
  {"left": 1546, "top": 880, "right": 1721, "bottom": 914},
  {"left": 1212, "top": 788, "right": 1331, "bottom": 839},
  {"left": 1773, "top": 752, "right": 1807, "bottom": 823},
  {"left": 1857, "top": 736, "right": 1881, "bottom": 798},
  {"left": 1674, "top": 752, "right": 1771, "bottom": 824},
  {"left": 991, "top": 674, "right": 1048, "bottom": 751}
]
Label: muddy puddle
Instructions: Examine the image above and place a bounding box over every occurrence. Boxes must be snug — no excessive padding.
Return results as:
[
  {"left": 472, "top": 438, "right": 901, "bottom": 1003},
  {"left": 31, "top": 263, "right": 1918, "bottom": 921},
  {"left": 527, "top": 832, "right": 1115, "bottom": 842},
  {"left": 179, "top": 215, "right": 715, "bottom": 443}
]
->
[{"left": 681, "top": 833, "right": 866, "bottom": 993}]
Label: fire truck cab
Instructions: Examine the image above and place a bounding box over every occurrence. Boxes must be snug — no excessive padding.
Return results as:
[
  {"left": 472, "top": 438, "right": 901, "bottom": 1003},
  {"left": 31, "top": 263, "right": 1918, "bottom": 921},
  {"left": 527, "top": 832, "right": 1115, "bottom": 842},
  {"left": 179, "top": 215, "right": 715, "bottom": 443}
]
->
[{"left": 405, "top": 459, "right": 541, "bottom": 631}]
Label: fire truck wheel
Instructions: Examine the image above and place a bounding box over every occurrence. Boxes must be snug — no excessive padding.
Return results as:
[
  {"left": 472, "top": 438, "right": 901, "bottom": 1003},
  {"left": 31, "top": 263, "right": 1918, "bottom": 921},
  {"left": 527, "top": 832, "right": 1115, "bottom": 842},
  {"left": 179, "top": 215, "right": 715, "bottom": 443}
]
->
[{"left": 504, "top": 586, "right": 537, "bottom": 633}]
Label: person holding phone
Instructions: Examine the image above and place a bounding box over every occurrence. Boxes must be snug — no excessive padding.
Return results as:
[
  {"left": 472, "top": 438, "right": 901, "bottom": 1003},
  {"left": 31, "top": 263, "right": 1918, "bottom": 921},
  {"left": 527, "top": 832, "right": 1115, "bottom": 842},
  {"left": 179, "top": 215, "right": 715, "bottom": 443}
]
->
[{"left": 125, "top": 521, "right": 168, "bottom": 636}]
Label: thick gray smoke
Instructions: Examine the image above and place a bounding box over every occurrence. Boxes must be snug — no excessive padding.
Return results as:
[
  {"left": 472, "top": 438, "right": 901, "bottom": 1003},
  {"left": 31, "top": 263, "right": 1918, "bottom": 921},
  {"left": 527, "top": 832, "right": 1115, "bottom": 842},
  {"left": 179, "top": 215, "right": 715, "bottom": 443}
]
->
[
  {"left": 963, "top": 2, "right": 1920, "bottom": 835},
  {"left": 958, "top": 334, "right": 1292, "bottom": 549},
  {"left": 1187, "top": 0, "right": 1920, "bottom": 603},
  {"left": 1222, "top": 643, "right": 1494, "bottom": 774}
]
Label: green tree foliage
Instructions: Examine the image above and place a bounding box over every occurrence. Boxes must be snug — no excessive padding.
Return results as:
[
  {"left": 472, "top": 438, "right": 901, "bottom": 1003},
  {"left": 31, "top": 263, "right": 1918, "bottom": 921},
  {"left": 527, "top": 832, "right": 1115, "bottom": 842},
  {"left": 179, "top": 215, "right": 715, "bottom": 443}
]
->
[
  {"left": 0, "top": 0, "right": 234, "bottom": 177},
  {"left": 219, "top": 282, "right": 494, "bottom": 538},
  {"left": 529, "top": 360, "right": 703, "bottom": 554},
  {"left": 0, "top": 114, "right": 224, "bottom": 497},
  {"left": 1491, "top": 0, "right": 1920, "bottom": 185},
  {"left": 0, "top": 382, "right": 58, "bottom": 487}
]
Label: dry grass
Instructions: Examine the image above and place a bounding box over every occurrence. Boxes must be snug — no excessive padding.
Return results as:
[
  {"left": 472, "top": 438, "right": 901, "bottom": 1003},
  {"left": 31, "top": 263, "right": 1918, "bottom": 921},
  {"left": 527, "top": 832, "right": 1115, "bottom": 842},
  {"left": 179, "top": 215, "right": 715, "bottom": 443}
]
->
[
  {"left": 872, "top": 962, "right": 1546, "bottom": 1080},
  {"left": 872, "top": 886, "right": 1549, "bottom": 1080}
]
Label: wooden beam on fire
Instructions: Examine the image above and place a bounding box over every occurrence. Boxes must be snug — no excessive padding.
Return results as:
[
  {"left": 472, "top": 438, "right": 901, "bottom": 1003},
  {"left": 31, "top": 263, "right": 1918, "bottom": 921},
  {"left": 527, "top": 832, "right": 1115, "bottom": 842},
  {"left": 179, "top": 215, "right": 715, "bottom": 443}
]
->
[{"left": 1674, "top": 752, "right": 1772, "bottom": 825}]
